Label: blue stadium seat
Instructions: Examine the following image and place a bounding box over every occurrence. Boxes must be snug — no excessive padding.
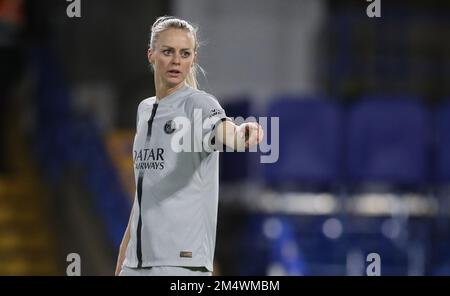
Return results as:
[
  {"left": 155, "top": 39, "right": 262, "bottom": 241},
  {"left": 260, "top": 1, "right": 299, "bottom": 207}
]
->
[
  {"left": 264, "top": 96, "right": 343, "bottom": 190},
  {"left": 434, "top": 102, "right": 450, "bottom": 184},
  {"left": 346, "top": 96, "right": 430, "bottom": 189}
]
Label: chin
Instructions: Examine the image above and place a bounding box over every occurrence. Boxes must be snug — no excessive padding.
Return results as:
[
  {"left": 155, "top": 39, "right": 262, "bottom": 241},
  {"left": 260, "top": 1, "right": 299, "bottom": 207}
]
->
[{"left": 166, "top": 78, "right": 184, "bottom": 87}]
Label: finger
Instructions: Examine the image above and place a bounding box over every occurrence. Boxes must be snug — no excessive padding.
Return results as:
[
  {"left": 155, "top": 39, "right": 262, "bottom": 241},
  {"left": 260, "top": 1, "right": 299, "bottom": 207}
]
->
[
  {"left": 237, "top": 125, "right": 245, "bottom": 139},
  {"left": 257, "top": 126, "right": 264, "bottom": 143},
  {"left": 242, "top": 123, "right": 259, "bottom": 146},
  {"left": 250, "top": 123, "right": 261, "bottom": 141},
  {"left": 245, "top": 128, "right": 259, "bottom": 147},
  {"left": 245, "top": 125, "right": 251, "bottom": 140},
  {"left": 255, "top": 125, "right": 262, "bottom": 142}
]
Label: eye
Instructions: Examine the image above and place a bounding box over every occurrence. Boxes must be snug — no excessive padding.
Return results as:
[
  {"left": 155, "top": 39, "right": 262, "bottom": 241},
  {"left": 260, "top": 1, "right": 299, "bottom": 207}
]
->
[
  {"left": 162, "top": 49, "right": 172, "bottom": 56},
  {"left": 181, "top": 51, "right": 191, "bottom": 58}
]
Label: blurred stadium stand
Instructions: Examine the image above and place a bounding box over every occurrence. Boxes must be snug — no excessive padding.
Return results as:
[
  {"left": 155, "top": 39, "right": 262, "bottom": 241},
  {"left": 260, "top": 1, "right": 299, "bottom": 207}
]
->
[
  {"left": 31, "top": 45, "right": 130, "bottom": 274},
  {"left": 0, "top": 107, "right": 60, "bottom": 275}
]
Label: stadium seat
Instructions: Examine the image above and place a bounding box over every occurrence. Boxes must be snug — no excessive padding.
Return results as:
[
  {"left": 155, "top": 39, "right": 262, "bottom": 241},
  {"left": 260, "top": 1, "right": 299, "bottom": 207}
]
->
[
  {"left": 346, "top": 96, "right": 430, "bottom": 190},
  {"left": 264, "top": 96, "right": 343, "bottom": 190}
]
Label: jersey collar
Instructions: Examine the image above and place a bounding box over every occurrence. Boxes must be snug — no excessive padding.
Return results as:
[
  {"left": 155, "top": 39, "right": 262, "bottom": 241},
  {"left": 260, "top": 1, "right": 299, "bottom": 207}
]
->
[{"left": 156, "top": 84, "right": 191, "bottom": 105}]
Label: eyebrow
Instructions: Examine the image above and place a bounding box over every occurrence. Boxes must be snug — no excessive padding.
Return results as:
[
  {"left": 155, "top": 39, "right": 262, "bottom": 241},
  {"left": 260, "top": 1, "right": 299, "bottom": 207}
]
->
[{"left": 161, "top": 45, "right": 192, "bottom": 51}]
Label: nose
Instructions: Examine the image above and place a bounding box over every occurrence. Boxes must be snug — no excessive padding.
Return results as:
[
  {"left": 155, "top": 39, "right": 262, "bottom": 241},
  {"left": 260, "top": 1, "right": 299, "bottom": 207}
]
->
[{"left": 172, "top": 53, "right": 181, "bottom": 65}]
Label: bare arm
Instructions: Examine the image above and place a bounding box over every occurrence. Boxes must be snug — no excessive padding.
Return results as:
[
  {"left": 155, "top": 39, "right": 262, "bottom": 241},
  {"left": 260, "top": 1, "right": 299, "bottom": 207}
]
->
[
  {"left": 216, "top": 120, "right": 264, "bottom": 151},
  {"left": 114, "top": 203, "right": 133, "bottom": 276}
]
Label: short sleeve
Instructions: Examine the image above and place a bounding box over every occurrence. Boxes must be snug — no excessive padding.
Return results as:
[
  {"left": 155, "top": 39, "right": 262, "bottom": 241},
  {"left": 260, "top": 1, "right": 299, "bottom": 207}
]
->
[{"left": 187, "top": 92, "right": 229, "bottom": 153}]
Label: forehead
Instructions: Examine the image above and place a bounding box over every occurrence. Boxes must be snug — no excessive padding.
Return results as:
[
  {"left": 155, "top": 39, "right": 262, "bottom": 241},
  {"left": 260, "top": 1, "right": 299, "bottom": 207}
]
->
[{"left": 157, "top": 28, "right": 195, "bottom": 49}]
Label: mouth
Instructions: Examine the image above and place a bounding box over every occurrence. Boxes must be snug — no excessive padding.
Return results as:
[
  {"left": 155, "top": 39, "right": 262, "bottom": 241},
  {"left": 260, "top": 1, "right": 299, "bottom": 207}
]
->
[{"left": 167, "top": 69, "right": 181, "bottom": 76}]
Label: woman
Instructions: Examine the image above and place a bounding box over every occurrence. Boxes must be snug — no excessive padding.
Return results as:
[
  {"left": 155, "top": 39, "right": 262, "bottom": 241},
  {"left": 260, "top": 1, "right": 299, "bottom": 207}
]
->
[{"left": 116, "top": 16, "right": 263, "bottom": 276}]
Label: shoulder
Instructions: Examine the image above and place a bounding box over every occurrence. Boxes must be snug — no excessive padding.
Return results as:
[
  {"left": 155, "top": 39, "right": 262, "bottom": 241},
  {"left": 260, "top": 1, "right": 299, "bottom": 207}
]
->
[
  {"left": 137, "top": 96, "right": 156, "bottom": 113},
  {"left": 185, "top": 88, "right": 223, "bottom": 111}
]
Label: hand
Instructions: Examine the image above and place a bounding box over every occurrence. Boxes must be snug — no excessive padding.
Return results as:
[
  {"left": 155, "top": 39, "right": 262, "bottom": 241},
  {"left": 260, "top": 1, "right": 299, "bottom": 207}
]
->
[{"left": 238, "top": 122, "right": 264, "bottom": 148}]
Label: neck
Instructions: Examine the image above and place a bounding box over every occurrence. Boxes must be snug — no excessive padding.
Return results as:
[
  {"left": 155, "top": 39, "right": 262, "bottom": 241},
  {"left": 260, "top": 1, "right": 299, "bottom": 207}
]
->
[{"left": 155, "top": 81, "right": 186, "bottom": 102}]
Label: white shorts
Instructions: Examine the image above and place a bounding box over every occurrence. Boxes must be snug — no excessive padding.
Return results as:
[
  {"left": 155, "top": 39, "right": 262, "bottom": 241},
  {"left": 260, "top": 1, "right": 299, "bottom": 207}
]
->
[{"left": 119, "top": 266, "right": 212, "bottom": 276}]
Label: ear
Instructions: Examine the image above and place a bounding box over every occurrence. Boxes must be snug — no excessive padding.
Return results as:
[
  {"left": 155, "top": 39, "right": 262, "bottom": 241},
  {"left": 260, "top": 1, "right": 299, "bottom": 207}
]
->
[
  {"left": 147, "top": 48, "right": 154, "bottom": 65},
  {"left": 193, "top": 52, "right": 198, "bottom": 66}
]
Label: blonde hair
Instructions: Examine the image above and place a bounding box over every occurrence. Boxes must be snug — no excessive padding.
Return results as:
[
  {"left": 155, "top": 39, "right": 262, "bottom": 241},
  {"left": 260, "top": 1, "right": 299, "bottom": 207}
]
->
[{"left": 149, "top": 16, "right": 203, "bottom": 89}]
